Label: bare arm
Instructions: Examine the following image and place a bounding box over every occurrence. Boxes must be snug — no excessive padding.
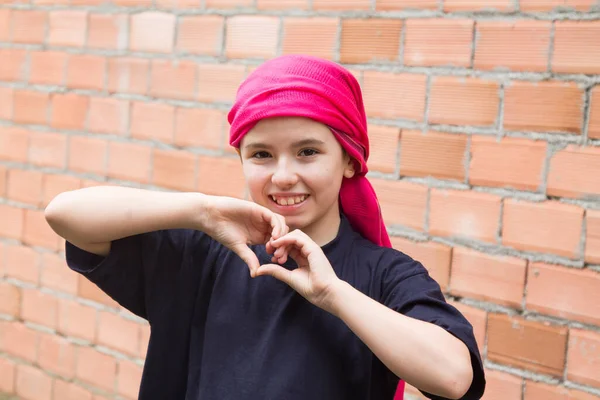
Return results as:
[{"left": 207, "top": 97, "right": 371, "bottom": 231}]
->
[{"left": 45, "top": 186, "right": 209, "bottom": 256}]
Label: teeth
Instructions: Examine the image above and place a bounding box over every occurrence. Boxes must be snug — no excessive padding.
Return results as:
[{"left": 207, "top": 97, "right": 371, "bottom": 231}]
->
[{"left": 271, "top": 195, "right": 307, "bottom": 206}]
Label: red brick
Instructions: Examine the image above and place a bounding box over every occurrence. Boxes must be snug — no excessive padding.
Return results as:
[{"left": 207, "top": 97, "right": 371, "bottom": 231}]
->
[
  {"left": 257, "top": 0, "right": 308, "bottom": 9},
  {"left": 37, "top": 333, "right": 76, "bottom": 379},
  {"left": 197, "top": 63, "right": 246, "bottom": 104},
  {"left": 376, "top": 0, "right": 437, "bottom": 10},
  {"left": 130, "top": 12, "right": 175, "bottom": 53},
  {"left": 502, "top": 200, "right": 583, "bottom": 259},
  {"left": 504, "top": 81, "right": 583, "bottom": 134},
  {"left": 0, "top": 357, "right": 15, "bottom": 393},
  {"left": 589, "top": 86, "right": 600, "bottom": 139},
  {"left": 131, "top": 101, "right": 174, "bottom": 143},
  {"left": 108, "top": 141, "right": 151, "bottom": 183},
  {"left": 450, "top": 247, "right": 526, "bottom": 307},
  {"left": 107, "top": 57, "right": 149, "bottom": 95},
  {"left": 42, "top": 174, "right": 81, "bottom": 207},
  {"left": 0, "top": 127, "right": 29, "bottom": 162},
  {"left": 0, "top": 9, "right": 9, "bottom": 42},
  {"left": 0, "top": 48, "right": 27, "bottom": 82},
  {"left": 363, "top": 72, "right": 427, "bottom": 121},
  {"left": 524, "top": 381, "right": 600, "bottom": 400},
  {"left": 41, "top": 253, "right": 78, "bottom": 295},
  {"left": 547, "top": 145, "right": 600, "bottom": 199},
  {"left": 75, "top": 347, "right": 117, "bottom": 392},
  {"left": 367, "top": 125, "right": 400, "bottom": 174},
  {"left": 430, "top": 189, "right": 501, "bottom": 242},
  {"left": 52, "top": 380, "right": 93, "bottom": 400},
  {"left": 552, "top": 21, "right": 600, "bottom": 74},
  {"left": 29, "top": 51, "right": 67, "bottom": 86},
  {"left": 87, "top": 97, "right": 129, "bottom": 136},
  {"left": 51, "top": 93, "right": 89, "bottom": 130},
  {"left": 340, "top": 19, "right": 402, "bottom": 64},
  {"left": 451, "top": 302, "right": 486, "bottom": 354},
  {"left": 225, "top": 16, "right": 279, "bottom": 59},
  {"left": 399, "top": 130, "right": 467, "bottom": 181},
  {"left": 13, "top": 90, "right": 50, "bottom": 125},
  {"left": 429, "top": 76, "right": 500, "bottom": 126},
  {"left": 175, "top": 107, "right": 224, "bottom": 150},
  {"left": 198, "top": 156, "right": 246, "bottom": 198},
  {"left": 0, "top": 321, "right": 39, "bottom": 362},
  {"left": 474, "top": 20, "right": 551, "bottom": 72},
  {"left": 88, "top": 13, "right": 128, "bottom": 50},
  {"left": 29, "top": 131, "right": 67, "bottom": 169},
  {"left": 68, "top": 136, "right": 108, "bottom": 175},
  {"left": 520, "top": 0, "right": 596, "bottom": 11},
  {"left": 152, "top": 149, "right": 197, "bottom": 191},
  {"left": 0, "top": 165, "right": 5, "bottom": 197},
  {"left": 156, "top": 0, "right": 200, "bottom": 7},
  {"left": 58, "top": 299, "right": 97, "bottom": 342},
  {"left": 282, "top": 17, "right": 338, "bottom": 60},
  {"left": 113, "top": 0, "right": 153, "bottom": 5},
  {"left": 4, "top": 244, "right": 39, "bottom": 284},
  {"left": 12, "top": 10, "right": 47, "bottom": 44},
  {"left": 0, "top": 282, "right": 21, "bottom": 317},
  {"left": 7, "top": 169, "right": 43, "bottom": 206},
  {"left": 118, "top": 360, "right": 143, "bottom": 399},
  {"left": 0, "top": 204, "right": 25, "bottom": 242},
  {"left": 97, "top": 311, "right": 140, "bottom": 357},
  {"left": 567, "top": 329, "right": 600, "bottom": 388},
  {"left": 206, "top": 0, "right": 252, "bottom": 7},
  {"left": 443, "top": 0, "right": 513, "bottom": 11},
  {"left": 150, "top": 59, "right": 197, "bottom": 100},
  {"left": 370, "top": 179, "right": 428, "bottom": 231},
  {"left": 177, "top": 15, "right": 224, "bottom": 56},
  {"left": 404, "top": 19, "right": 473, "bottom": 67},
  {"left": 21, "top": 288, "right": 59, "bottom": 329},
  {"left": 312, "top": 0, "right": 369, "bottom": 9},
  {"left": 482, "top": 369, "right": 522, "bottom": 400},
  {"left": 488, "top": 314, "right": 567, "bottom": 377},
  {"left": 469, "top": 136, "right": 547, "bottom": 191},
  {"left": 16, "top": 364, "right": 52, "bottom": 400},
  {"left": 47, "top": 11, "right": 87, "bottom": 47},
  {"left": 526, "top": 263, "right": 600, "bottom": 326},
  {"left": 66, "top": 54, "right": 106, "bottom": 91},
  {"left": 586, "top": 210, "right": 600, "bottom": 264},
  {"left": 78, "top": 275, "right": 120, "bottom": 309},
  {"left": 390, "top": 238, "right": 451, "bottom": 290},
  {"left": 0, "top": 86, "right": 12, "bottom": 120},
  {"left": 24, "top": 209, "right": 62, "bottom": 251}
]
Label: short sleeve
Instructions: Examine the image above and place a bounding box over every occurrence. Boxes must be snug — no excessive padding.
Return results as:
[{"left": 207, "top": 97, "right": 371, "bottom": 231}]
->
[
  {"left": 65, "top": 229, "right": 217, "bottom": 322},
  {"left": 379, "top": 256, "right": 486, "bottom": 400}
]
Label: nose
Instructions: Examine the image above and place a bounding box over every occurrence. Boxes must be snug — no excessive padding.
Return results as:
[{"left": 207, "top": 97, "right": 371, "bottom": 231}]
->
[{"left": 271, "top": 157, "right": 298, "bottom": 189}]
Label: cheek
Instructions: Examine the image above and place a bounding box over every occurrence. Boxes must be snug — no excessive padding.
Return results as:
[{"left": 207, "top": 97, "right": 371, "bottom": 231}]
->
[{"left": 243, "top": 165, "right": 269, "bottom": 198}]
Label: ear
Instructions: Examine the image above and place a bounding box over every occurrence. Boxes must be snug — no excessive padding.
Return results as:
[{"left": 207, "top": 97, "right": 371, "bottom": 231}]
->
[{"left": 343, "top": 156, "right": 356, "bottom": 179}]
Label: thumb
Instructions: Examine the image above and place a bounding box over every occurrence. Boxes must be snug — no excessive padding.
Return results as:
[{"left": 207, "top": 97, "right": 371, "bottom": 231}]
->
[
  {"left": 255, "top": 263, "right": 292, "bottom": 285},
  {"left": 232, "top": 244, "right": 260, "bottom": 277}
]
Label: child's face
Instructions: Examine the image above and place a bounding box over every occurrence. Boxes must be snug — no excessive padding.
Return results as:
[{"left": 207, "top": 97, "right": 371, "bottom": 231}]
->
[{"left": 239, "top": 117, "right": 355, "bottom": 237}]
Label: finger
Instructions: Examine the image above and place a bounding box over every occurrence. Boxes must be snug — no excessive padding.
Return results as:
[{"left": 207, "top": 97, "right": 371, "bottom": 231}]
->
[
  {"left": 232, "top": 244, "right": 260, "bottom": 277},
  {"left": 255, "top": 263, "right": 293, "bottom": 286}
]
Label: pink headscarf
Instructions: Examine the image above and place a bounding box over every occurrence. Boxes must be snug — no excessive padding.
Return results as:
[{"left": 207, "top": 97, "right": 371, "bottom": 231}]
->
[{"left": 228, "top": 55, "right": 405, "bottom": 399}]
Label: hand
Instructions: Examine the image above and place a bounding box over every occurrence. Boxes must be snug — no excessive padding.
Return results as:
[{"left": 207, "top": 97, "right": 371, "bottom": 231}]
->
[
  {"left": 201, "top": 196, "right": 289, "bottom": 276},
  {"left": 255, "top": 229, "right": 342, "bottom": 314}
]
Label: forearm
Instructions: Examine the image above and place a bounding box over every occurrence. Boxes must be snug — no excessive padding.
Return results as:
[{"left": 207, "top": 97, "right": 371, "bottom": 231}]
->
[
  {"left": 45, "top": 186, "right": 208, "bottom": 245},
  {"left": 329, "top": 281, "right": 473, "bottom": 400}
]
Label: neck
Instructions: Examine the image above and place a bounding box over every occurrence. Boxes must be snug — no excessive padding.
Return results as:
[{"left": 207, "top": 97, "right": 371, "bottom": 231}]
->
[{"left": 301, "top": 207, "right": 342, "bottom": 247}]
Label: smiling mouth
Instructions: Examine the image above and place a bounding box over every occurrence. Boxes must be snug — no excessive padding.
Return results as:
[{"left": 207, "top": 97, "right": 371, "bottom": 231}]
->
[{"left": 269, "top": 195, "right": 309, "bottom": 206}]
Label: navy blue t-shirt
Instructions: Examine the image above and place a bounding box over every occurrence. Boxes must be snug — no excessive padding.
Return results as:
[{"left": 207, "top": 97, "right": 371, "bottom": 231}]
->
[{"left": 66, "top": 214, "right": 485, "bottom": 399}]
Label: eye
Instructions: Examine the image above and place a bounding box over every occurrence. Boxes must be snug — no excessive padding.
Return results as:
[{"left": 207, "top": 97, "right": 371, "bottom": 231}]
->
[
  {"left": 299, "top": 149, "right": 319, "bottom": 157},
  {"left": 251, "top": 151, "right": 271, "bottom": 159}
]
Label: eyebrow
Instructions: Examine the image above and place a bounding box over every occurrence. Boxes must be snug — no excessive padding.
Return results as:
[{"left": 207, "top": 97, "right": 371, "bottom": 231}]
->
[{"left": 243, "top": 138, "right": 326, "bottom": 150}]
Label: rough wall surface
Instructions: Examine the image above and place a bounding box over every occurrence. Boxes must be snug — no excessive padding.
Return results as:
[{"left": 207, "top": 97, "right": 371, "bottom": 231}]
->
[{"left": 0, "top": 0, "right": 599, "bottom": 399}]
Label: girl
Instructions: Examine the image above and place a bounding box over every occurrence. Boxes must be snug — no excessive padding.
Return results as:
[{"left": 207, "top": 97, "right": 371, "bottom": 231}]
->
[{"left": 45, "top": 55, "right": 485, "bottom": 399}]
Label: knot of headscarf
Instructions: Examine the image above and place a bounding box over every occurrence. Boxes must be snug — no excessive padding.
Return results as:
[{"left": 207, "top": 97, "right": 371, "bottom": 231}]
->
[{"left": 228, "top": 54, "right": 392, "bottom": 249}]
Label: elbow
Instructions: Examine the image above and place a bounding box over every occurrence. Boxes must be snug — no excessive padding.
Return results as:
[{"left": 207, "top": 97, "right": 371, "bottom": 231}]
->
[
  {"left": 44, "top": 192, "right": 69, "bottom": 233},
  {"left": 444, "top": 360, "right": 473, "bottom": 400}
]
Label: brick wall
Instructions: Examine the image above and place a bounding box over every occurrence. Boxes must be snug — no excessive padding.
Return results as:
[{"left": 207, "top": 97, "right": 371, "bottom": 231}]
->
[{"left": 0, "top": 1, "right": 599, "bottom": 399}]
